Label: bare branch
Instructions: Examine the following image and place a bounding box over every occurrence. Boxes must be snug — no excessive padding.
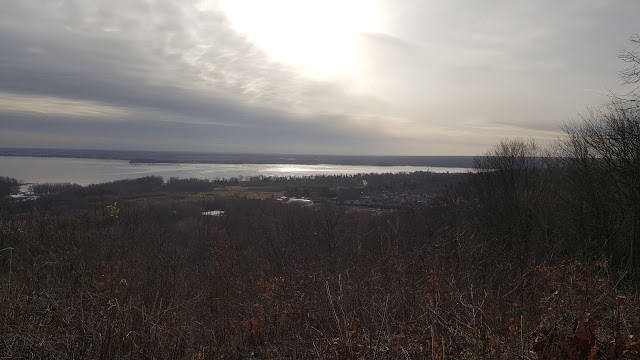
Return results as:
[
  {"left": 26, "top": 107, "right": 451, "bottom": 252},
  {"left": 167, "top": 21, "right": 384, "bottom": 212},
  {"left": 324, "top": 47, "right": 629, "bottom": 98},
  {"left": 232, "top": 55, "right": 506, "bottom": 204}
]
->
[{"left": 617, "top": 33, "right": 640, "bottom": 102}]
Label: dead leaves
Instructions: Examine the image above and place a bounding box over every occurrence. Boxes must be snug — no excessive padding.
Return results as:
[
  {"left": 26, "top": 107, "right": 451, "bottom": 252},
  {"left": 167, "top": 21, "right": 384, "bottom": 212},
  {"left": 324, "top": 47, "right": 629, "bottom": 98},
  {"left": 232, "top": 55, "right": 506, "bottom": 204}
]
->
[
  {"left": 532, "top": 312, "right": 640, "bottom": 360},
  {"left": 607, "top": 333, "right": 640, "bottom": 359},
  {"left": 533, "top": 313, "right": 595, "bottom": 360}
]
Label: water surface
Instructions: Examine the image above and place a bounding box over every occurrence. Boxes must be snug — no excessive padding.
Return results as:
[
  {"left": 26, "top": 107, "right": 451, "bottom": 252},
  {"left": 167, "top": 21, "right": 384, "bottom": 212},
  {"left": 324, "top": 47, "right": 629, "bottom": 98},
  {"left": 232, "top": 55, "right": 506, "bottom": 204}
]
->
[{"left": 0, "top": 156, "right": 472, "bottom": 185}]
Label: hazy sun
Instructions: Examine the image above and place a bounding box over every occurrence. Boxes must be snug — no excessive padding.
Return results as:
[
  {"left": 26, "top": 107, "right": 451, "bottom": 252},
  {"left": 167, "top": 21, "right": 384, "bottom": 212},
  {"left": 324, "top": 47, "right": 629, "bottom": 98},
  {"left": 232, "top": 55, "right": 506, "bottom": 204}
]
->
[{"left": 218, "top": 0, "right": 386, "bottom": 78}]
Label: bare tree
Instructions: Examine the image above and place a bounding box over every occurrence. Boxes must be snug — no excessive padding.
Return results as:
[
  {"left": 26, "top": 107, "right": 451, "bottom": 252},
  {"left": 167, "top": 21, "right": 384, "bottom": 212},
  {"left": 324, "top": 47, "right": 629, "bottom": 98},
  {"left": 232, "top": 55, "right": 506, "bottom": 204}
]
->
[
  {"left": 473, "top": 138, "right": 549, "bottom": 246},
  {"left": 562, "top": 105, "right": 640, "bottom": 271},
  {"left": 615, "top": 34, "right": 640, "bottom": 107},
  {"left": 314, "top": 203, "right": 345, "bottom": 254}
]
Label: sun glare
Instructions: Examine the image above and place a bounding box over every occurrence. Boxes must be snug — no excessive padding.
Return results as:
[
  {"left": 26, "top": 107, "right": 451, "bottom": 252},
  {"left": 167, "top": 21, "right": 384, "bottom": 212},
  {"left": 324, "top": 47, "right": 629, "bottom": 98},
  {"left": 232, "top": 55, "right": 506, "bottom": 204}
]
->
[{"left": 218, "top": 0, "right": 385, "bottom": 79}]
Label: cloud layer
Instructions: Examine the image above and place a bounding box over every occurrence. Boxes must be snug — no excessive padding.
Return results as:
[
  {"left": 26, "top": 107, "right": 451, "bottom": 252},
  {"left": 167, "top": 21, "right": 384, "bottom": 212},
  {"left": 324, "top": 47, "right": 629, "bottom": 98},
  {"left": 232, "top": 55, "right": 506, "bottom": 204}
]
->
[{"left": 0, "top": 0, "right": 638, "bottom": 155}]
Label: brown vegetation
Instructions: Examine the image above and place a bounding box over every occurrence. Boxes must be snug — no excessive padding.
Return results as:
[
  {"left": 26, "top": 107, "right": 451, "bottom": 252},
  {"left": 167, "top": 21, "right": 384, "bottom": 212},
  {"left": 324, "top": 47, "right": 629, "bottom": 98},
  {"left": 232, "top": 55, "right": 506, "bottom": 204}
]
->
[{"left": 1, "top": 172, "right": 639, "bottom": 359}]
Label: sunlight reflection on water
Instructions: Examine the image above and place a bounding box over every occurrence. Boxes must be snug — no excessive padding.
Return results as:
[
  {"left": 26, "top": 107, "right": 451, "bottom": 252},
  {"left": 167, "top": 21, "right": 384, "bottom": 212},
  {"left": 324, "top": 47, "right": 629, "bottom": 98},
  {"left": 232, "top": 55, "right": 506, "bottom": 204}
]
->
[{"left": 0, "top": 156, "right": 472, "bottom": 185}]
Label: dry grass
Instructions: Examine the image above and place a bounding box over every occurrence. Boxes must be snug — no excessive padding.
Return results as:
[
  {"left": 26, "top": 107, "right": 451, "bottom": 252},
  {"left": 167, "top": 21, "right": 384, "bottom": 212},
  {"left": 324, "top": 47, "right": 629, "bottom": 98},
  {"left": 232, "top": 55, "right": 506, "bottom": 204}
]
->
[{"left": 211, "top": 186, "right": 284, "bottom": 199}]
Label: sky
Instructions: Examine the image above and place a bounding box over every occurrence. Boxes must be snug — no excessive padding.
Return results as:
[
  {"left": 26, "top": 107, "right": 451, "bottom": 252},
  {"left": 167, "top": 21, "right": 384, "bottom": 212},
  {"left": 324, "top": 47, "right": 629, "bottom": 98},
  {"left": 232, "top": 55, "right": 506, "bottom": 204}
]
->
[{"left": 0, "top": 0, "right": 638, "bottom": 156}]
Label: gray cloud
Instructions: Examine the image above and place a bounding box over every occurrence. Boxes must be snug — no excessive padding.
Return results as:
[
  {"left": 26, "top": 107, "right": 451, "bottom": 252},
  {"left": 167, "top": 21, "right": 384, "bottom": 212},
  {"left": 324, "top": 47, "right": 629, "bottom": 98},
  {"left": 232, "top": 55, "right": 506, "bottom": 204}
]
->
[{"left": 0, "top": 0, "right": 638, "bottom": 155}]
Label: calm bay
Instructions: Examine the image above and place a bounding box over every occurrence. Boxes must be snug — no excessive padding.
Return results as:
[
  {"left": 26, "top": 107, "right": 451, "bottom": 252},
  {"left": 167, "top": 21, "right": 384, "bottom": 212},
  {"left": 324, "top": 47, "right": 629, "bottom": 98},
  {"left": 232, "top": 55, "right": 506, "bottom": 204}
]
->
[{"left": 0, "top": 156, "right": 472, "bottom": 185}]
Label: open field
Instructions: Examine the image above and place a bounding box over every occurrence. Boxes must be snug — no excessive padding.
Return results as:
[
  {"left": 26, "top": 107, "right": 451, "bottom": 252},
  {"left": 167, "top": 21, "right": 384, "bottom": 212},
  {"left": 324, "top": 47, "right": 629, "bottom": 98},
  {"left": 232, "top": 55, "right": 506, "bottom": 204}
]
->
[{"left": 211, "top": 186, "right": 285, "bottom": 200}]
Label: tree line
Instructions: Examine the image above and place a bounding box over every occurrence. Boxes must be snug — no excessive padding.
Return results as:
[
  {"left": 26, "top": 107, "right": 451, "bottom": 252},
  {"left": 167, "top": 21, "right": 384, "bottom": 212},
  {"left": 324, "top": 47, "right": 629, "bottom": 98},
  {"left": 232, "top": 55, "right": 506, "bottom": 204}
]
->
[{"left": 470, "top": 35, "right": 640, "bottom": 275}]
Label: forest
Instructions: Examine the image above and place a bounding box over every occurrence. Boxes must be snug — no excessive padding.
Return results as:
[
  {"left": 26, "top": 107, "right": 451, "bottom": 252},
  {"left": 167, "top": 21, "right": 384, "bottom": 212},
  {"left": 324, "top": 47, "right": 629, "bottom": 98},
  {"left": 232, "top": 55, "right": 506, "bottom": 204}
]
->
[{"left": 1, "top": 35, "right": 640, "bottom": 360}]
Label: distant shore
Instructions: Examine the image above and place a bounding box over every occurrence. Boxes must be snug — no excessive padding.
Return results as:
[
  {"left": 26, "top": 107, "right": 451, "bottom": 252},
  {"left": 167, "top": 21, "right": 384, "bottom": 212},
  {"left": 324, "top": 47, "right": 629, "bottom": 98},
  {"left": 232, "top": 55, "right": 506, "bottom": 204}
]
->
[{"left": 0, "top": 148, "right": 476, "bottom": 168}]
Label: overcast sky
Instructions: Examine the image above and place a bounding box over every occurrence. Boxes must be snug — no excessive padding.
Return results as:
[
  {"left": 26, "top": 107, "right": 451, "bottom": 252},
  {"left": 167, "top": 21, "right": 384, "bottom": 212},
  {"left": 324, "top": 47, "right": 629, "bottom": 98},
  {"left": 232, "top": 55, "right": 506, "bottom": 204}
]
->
[{"left": 0, "top": 0, "right": 638, "bottom": 155}]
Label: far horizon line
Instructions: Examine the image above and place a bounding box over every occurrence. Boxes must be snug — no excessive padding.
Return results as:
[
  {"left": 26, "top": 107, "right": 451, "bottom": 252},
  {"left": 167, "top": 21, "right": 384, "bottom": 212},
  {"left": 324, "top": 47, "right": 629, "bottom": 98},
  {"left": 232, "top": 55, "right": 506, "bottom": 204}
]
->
[{"left": 0, "top": 147, "right": 479, "bottom": 159}]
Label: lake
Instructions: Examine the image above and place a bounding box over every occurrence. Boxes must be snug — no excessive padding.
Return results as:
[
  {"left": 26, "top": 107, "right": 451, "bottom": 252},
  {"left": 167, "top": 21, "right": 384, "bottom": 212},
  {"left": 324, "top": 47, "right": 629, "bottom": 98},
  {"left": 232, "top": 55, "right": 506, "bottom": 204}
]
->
[{"left": 0, "top": 156, "right": 473, "bottom": 185}]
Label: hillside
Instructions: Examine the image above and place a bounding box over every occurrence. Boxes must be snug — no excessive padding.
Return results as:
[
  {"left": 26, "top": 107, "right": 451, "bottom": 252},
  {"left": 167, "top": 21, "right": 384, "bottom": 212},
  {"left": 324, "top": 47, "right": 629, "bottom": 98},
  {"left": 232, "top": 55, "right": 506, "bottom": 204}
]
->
[{"left": 1, "top": 171, "right": 638, "bottom": 359}]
